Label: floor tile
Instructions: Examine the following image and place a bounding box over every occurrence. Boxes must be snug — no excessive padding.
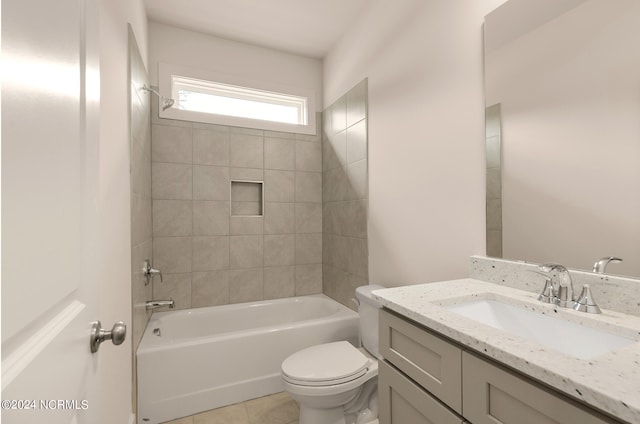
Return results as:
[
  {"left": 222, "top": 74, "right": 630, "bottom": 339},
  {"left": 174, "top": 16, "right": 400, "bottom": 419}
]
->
[
  {"left": 193, "top": 402, "right": 250, "bottom": 424},
  {"left": 245, "top": 392, "right": 300, "bottom": 424}
]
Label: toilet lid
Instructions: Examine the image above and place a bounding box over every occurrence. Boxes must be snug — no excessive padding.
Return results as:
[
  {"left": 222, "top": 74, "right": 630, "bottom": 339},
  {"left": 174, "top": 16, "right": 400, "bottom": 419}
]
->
[{"left": 282, "top": 341, "right": 370, "bottom": 386}]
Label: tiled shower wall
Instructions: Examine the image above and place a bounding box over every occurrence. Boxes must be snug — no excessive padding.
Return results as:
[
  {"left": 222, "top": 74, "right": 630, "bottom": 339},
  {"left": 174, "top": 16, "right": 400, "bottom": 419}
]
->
[
  {"left": 150, "top": 100, "right": 324, "bottom": 309},
  {"left": 485, "top": 103, "right": 502, "bottom": 257},
  {"left": 128, "top": 27, "right": 152, "bottom": 413},
  {"left": 322, "top": 79, "right": 369, "bottom": 309}
]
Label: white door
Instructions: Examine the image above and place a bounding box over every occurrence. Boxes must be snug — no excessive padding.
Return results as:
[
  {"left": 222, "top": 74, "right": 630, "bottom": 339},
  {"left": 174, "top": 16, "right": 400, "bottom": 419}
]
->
[{"left": 2, "top": 0, "right": 108, "bottom": 423}]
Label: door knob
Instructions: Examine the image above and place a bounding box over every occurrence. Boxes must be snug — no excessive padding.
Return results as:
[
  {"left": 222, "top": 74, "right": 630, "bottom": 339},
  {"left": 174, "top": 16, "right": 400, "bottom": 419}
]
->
[{"left": 89, "top": 320, "right": 126, "bottom": 353}]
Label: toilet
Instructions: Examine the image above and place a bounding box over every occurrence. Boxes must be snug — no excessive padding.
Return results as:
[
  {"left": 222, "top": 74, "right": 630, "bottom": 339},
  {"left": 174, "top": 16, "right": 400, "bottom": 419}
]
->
[{"left": 281, "top": 285, "right": 383, "bottom": 424}]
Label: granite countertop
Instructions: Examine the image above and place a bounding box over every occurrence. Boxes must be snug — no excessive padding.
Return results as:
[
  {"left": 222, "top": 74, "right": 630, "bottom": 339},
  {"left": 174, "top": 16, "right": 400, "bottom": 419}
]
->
[{"left": 373, "top": 279, "right": 640, "bottom": 423}]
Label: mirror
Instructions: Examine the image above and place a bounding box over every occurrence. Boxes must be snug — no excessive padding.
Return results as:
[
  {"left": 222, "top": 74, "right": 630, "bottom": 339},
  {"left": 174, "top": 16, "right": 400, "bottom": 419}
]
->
[{"left": 484, "top": 0, "right": 640, "bottom": 278}]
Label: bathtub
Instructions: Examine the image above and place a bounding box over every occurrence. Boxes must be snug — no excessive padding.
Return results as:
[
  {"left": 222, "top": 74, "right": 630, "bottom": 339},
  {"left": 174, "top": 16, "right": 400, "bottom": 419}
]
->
[{"left": 136, "top": 294, "right": 359, "bottom": 424}]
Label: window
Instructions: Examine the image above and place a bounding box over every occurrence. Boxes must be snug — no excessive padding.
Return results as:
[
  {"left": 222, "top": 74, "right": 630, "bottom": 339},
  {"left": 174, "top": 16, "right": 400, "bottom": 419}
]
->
[
  {"left": 173, "top": 76, "right": 308, "bottom": 126},
  {"left": 158, "top": 63, "right": 317, "bottom": 135}
]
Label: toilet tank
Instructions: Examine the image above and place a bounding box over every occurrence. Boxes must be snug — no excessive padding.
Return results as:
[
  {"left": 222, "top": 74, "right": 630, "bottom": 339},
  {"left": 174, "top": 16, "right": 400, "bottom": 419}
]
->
[{"left": 355, "top": 285, "right": 384, "bottom": 357}]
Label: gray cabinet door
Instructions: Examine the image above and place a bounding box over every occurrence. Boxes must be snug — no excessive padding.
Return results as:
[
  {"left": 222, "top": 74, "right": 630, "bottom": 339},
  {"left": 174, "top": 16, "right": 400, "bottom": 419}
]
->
[
  {"left": 379, "top": 360, "right": 465, "bottom": 424},
  {"left": 380, "top": 309, "right": 463, "bottom": 413},
  {"left": 462, "top": 352, "right": 620, "bottom": 424}
]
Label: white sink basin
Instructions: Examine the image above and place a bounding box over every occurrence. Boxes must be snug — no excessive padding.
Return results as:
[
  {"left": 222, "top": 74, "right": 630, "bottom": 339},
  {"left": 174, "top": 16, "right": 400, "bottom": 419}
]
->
[{"left": 445, "top": 299, "right": 635, "bottom": 359}]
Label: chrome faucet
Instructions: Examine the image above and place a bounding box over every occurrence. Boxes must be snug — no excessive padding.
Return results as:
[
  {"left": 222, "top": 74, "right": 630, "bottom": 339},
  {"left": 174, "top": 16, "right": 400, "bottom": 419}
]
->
[
  {"left": 592, "top": 256, "right": 623, "bottom": 274},
  {"left": 537, "top": 264, "right": 575, "bottom": 308},
  {"left": 145, "top": 299, "right": 175, "bottom": 311}
]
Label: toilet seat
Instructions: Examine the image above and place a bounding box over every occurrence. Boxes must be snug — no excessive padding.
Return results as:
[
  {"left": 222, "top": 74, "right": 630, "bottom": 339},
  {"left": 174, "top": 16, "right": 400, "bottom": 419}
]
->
[{"left": 282, "top": 341, "right": 371, "bottom": 387}]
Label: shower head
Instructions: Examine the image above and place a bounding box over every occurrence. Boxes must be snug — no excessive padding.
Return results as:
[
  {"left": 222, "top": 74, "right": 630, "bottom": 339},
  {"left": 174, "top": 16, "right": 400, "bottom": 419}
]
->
[{"left": 142, "top": 85, "right": 175, "bottom": 111}]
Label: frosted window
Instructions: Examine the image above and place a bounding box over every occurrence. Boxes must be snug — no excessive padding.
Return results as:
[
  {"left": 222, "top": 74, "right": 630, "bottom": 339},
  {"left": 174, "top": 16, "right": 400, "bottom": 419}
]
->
[{"left": 173, "top": 75, "right": 308, "bottom": 126}]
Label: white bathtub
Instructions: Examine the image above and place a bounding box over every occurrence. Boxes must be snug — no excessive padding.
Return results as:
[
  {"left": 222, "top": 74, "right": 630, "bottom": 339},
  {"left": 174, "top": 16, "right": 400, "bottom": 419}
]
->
[{"left": 136, "top": 294, "right": 359, "bottom": 424}]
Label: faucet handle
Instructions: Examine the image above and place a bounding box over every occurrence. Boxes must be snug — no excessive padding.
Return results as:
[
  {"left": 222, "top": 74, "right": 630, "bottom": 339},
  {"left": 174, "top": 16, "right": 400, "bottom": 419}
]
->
[
  {"left": 143, "top": 259, "right": 163, "bottom": 285},
  {"left": 537, "top": 278, "right": 555, "bottom": 303},
  {"left": 573, "top": 284, "right": 601, "bottom": 314}
]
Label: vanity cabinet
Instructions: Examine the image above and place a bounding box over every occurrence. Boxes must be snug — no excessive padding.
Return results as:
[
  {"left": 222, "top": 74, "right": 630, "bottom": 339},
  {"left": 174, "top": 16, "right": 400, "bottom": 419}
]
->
[{"left": 379, "top": 309, "right": 621, "bottom": 424}]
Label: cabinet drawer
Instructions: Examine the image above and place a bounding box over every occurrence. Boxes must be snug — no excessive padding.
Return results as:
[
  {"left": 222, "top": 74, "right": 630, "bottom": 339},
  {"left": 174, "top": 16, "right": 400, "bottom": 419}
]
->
[
  {"left": 379, "top": 360, "right": 465, "bottom": 424},
  {"left": 380, "top": 309, "right": 462, "bottom": 413},
  {"left": 462, "top": 352, "right": 620, "bottom": 424}
]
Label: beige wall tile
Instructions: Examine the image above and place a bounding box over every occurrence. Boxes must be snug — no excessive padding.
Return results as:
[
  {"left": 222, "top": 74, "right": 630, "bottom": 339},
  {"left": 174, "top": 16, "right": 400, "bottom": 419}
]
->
[
  {"left": 345, "top": 200, "right": 367, "bottom": 239},
  {"left": 322, "top": 201, "right": 346, "bottom": 236},
  {"left": 152, "top": 273, "right": 192, "bottom": 310},
  {"left": 265, "top": 137, "right": 295, "bottom": 171},
  {"left": 264, "top": 170, "right": 294, "bottom": 202},
  {"left": 264, "top": 266, "right": 295, "bottom": 300},
  {"left": 295, "top": 172, "right": 321, "bottom": 203},
  {"left": 296, "top": 264, "right": 322, "bottom": 296},
  {"left": 230, "top": 235, "right": 263, "bottom": 269},
  {"left": 323, "top": 234, "right": 347, "bottom": 269},
  {"left": 294, "top": 203, "right": 321, "bottom": 234},
  {"left": 153, "top": 200, "right": 192, "bottom": 237},
  {"left": 347, "top": 237, "right": 368, "bottom": 279},
  {"left": 191, "top": 270, "right": 230, "bottom": 308},
  {"left": 487, "top": 230, "right": 503, "bottom": 258},
  {"left": 330, "top": 96, "right": 347, "bottom": 134},
  {"left": 192, "top": 236, "right": 230, "bottom": 271},
  {"left": 131, "top": 193, "right": 152, "bottom": 246},
  {"left": 295, "top": 233, "right": 322, "bottom": 265},
  {"left": 230, "top": 133, "right": 263, "bottom": 168},
  {"left": 231, "top": 201, "right": 263, "bottom": 216},
  {"left": 322, "top": 166, "right": 346, "bottom": 202},
  {"left": 264, "top": 130, "right": 295, "bottom": 140},
  {"left": 295, "top": 141, "right": 321, "bottom": 172},
  {"left": 152, "top": 124, "right": 193, "bottom": 164},
  {"left": 486, "top": 135, "right": 501, "bottom": 169},
  {"left": 229, "top": 269, "right": 263, "bottom": 303},
  {"left": 193, "top": 127, "right": 230, "bottom": 166},
  {"left": 153, "top": 237, "right": 192, "bottom": 274},
  {"left": 264, "top": 235, "right": 295, "bottom": 266},
  {"left": 328, "top": 130, "right": 347, "bottom": 169},
  {"left": 486, "top": 198, "right": 502, "bottom": 231},
  {"left": 346, "top": 159, "right": 367, "bottom": 200},
  {"left": 230, "top": 216, "right": 264, "bottom": 235},
  {"left": 486, "top": 167, "right": 501, "bottom": 199},
  {"left": 230, "top": 167, "right": 264, "bottom": 181},
  {"left": 152, "top": 163, "right": 192, "bottom": 200},
  {"left": 193, "top": 201, "right": 230, "bottom": 236},
  {"left": 264, "top": 202, "right": 294, "bottom": 234},
  {"left": 193, "top": 165, "right": 230, "bottom": 201},
  {"left": 346, "top": 119, "right": 367, "bottom": 164}
]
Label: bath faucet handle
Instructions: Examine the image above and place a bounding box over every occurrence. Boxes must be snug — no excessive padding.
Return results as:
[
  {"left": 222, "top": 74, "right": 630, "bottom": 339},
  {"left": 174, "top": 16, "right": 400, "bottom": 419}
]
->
[
  {"left": 574, "top": 284, "right": 601, "bottom": 314},
  {"left": 143, "top": 259, "right": 163, "bottom": 285},
  {"left": 528, "top": 270, "right": 555, "bottom": 303}
]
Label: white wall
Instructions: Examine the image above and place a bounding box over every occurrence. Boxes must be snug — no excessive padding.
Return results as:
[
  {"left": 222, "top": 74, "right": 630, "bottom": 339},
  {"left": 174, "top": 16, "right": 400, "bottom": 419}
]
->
[
  {"left": 324, "top": 0, "right": 507, "bottom": 286},
  {"left": 99, "top": 1, "right": 148, "bottom": 422},
  {"left": 147, "top": 22, "right": 323, "bottom": 110}
]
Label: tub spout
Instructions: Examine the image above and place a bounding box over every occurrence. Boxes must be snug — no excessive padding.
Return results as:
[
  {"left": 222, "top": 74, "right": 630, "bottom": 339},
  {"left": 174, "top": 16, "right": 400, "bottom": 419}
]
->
[{"left": 146, "top": 299, "right": 175, "bottom": 311}]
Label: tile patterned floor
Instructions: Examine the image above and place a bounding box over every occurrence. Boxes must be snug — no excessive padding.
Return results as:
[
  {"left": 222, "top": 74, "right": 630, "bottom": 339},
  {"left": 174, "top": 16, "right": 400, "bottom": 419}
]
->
[{"left": 162, "top": 392, "right": 299, "bottom": 424}]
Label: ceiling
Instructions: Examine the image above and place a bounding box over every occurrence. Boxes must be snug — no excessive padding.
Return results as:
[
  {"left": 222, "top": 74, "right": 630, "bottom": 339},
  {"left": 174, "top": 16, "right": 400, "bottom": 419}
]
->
[{"left": 144, "top": 0, "right": 371, "bottom": 59}]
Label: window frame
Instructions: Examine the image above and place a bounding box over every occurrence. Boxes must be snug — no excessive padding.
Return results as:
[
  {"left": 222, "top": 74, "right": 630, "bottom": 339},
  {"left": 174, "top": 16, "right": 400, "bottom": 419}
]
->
[{"left": 158, "top": 62, "right": 317, "bottom": 135}]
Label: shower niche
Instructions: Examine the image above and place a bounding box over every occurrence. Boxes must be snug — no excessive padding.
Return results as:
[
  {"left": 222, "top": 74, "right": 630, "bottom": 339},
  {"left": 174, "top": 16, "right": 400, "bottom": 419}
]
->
[{"left": 230, "top": 180, "right": 264, "bottom": 216}]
